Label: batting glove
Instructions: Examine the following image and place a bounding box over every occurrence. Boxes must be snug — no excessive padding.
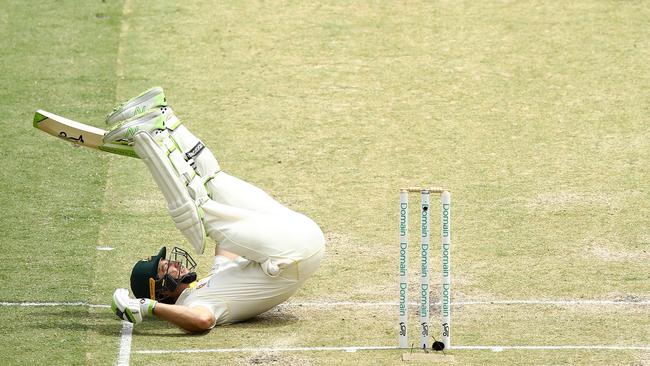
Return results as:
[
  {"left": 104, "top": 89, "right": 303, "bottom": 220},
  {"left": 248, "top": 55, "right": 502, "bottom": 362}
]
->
[{"left": 111, "top": 288, "right": 157, "bottom": 324}]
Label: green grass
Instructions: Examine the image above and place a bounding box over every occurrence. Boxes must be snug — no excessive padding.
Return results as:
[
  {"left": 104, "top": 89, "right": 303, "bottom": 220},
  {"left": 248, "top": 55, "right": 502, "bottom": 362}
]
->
[
  {"left": 0, "top": 0, "right": 122, "bottom": 364},
  {"left": 1, "top": 0, "right": 648, "bottom": 365}
]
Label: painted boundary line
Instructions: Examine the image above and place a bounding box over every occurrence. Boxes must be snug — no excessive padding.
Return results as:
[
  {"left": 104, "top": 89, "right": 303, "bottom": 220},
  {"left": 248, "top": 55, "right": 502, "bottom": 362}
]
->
[
  {"left": 0, "top": 302, "right": 110, "bottom": 308},
  {"left": 117, "top": 322, "right": 133, "bottom": 366},
  {"left": 454, "top": 345, "right": 650, "bottom": 351},
  {"left": 2, "top": 300, "right": 648, "bottom": 360},
  {"left": 108, "top": 0, "right": 135, "bottom": 364},
  {"left": 282, "top": 300, "right": 650, "bottom": 307},
  {"left": 133, "top": 344, "right": 650, "bottom": 355},
  {"left": 136, "top": 346, "right": 399, "bottom": 354},
  {"left": 2, "top": 299, "right": 649, "bottom": 308},
  {"left": 450, "top": 300, "right": 650, "bottom": 306}
]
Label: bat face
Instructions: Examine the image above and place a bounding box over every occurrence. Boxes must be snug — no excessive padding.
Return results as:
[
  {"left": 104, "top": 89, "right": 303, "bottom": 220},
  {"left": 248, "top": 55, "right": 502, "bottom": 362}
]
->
[
  {"left": 34, "top": 110, "right": 106, "bottom": 149},
  {"left": 33, "top": 110, "right": 138, "bottom": 158}
]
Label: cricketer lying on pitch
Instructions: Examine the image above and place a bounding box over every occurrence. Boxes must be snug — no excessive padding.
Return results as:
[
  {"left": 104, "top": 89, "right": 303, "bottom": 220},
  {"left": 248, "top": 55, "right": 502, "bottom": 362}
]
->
[{"left": 44, "top": 87, "right": 326, "bottom": 332}]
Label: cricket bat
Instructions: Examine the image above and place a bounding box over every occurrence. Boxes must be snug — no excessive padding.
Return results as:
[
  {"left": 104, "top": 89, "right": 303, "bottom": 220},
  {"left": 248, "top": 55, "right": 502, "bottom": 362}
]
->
[{"left": 33, "top": 109, "right": 138, "bottom": 158}]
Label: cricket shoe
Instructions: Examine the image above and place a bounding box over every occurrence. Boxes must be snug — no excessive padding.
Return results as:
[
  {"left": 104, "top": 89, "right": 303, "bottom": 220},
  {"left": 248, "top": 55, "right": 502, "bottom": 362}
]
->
[
  {"left": 103, "top": 106, "right": 180, "bottom": 147},
  {"left": 105, "top": 86, "right": 168, "bottom": 125}
]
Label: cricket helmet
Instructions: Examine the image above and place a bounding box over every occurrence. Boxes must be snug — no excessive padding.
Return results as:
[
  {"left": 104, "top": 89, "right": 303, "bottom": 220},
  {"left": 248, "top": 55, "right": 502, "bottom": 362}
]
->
[{"left": 130, "top": 246, "right": 197, "bottom": 303}]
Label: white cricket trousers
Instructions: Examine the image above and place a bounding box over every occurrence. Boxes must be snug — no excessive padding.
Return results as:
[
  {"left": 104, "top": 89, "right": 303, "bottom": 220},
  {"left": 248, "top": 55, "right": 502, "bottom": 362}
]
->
[{"left": 201, "top": 172, "right": 325, "bottom": 280}]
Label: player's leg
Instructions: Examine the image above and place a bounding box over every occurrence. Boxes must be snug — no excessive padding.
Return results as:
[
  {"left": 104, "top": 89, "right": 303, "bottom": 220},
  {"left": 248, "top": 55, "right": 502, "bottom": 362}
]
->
[
  {"left": 151, "top": 123, "right": 325, "bottom": 274},
  {"left": 105, "top": 88, "right": 295, "bottom": 215},
  {"left": 201, "top": 200, "right": 325, "bottom": 279},
  {"left": 104, "top": 106, "right": 324, "bottom": 274},
  {"left": 104, "top": 107, "right": 209, "bottom": 254},
  {"left": 166, "top": 125, "right": 290, "bottom": 215},
  {"left": 206, "top": 173, "right": 292, "bottom": 215}
]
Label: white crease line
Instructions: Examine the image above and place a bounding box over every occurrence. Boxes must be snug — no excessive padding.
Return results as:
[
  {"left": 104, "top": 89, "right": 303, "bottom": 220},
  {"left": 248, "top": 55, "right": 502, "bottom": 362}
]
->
[
  {"left": 0, "top": 302, "right": 110, "bottom": 308},
  {"left": 454, "top": 345, "right": 650, "bottom": 351},
  {"left": 1, "top": 300, "right": 649, "bottom": 308},
  {"left": 280, "top": 300, "right": 650, "bottom": 307},
  {"left": 280, "top": 301, "right": 397, "bottom": 307},
  {"left": 135, "top": 346, "right": 399, "bottom": 354},
  {"left": 116, "top": 321, "right": 133, "bottom": 366},
  {"left": 453, "top": 300, "right": 650, "bottom": 306},
  {"left": 134, "top": 344, "right": 650, "bottom": 354}
]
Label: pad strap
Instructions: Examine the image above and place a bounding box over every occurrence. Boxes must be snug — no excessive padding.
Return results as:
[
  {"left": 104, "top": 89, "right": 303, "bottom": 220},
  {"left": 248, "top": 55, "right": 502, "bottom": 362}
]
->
[{"left": 159, "top": 131, "right": 211, "bottom": 203}]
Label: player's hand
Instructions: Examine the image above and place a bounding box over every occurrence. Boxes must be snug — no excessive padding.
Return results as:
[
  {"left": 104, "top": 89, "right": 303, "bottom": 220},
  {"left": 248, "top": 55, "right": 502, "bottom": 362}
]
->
[{"left": 111, "top": 288, "right": 156, "bottom": 323}]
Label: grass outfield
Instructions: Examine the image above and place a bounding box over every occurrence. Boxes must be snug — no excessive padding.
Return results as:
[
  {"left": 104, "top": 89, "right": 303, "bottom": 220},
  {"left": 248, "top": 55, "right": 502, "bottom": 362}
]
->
[{"left": 1, "top": 0, "right": 648, "bottom": 365}]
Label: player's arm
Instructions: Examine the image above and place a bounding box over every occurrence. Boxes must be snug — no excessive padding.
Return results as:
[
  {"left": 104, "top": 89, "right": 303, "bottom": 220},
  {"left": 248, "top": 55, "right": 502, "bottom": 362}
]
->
[
  {"left": 152, "top": 303, "right": 216, "bottom": 333},
  {"left": 112, "top": 288, "right": 215, "bottom": 333}
]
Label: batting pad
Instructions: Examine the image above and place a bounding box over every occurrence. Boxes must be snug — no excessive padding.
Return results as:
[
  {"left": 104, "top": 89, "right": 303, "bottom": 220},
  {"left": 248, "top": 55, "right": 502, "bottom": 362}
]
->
[{"left": 133, "top": 131, "right": 206, "bottom": 254}]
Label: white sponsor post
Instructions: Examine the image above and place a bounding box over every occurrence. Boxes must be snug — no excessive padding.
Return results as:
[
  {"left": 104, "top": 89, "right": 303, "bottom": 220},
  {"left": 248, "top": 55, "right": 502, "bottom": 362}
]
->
[
  {"left": 419, "top": 190, "right": 430, "bottom": 349},
  {"left": 398, "top": 190, "right": 409, "bottom": 348},
  {"left": 441, "top": 191, "right": 451, "bottom": 349}
]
